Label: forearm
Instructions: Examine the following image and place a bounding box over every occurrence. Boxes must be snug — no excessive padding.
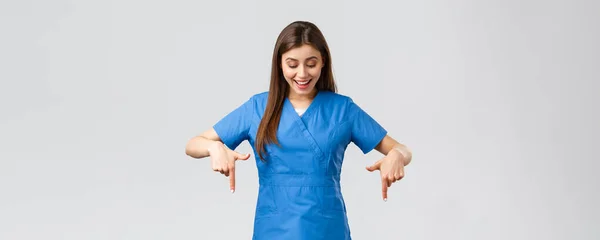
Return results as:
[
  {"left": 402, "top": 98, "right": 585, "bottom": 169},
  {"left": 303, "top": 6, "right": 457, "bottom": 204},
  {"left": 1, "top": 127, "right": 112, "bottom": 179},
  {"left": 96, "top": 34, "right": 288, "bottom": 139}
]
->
[
  {"left": 185, "top": 136, "right": 223, "bottom": 159},
  {"left": 375, "top": 135, "right": 412, "bottom": 166}
]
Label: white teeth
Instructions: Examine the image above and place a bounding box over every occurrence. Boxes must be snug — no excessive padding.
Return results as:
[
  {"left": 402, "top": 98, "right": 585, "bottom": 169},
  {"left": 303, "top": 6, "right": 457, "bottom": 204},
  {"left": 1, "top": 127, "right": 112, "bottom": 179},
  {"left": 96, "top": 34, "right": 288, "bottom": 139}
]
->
[{"left": 295, "top": 80, "right": 310, "bottom": 85}]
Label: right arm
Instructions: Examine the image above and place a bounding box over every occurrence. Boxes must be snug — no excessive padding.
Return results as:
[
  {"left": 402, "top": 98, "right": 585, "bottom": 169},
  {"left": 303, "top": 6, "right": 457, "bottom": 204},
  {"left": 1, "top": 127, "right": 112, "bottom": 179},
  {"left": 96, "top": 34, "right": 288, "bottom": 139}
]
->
[
  {"left": 185, "top": 127, "right": 250, "bottom": 192},
  {"left": 185, "top": 96, "right": 253, "bottom": 191},
  {"left": 185, "top": 128, "right": 224, "bottom": 159}
]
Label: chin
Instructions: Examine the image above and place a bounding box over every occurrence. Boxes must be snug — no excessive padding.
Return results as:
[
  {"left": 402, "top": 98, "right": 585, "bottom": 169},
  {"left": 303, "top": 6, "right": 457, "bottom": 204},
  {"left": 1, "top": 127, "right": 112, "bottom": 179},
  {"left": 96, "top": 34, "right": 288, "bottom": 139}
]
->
[{"left": 292, "top": 85, "right": 317, "bottom": 94}]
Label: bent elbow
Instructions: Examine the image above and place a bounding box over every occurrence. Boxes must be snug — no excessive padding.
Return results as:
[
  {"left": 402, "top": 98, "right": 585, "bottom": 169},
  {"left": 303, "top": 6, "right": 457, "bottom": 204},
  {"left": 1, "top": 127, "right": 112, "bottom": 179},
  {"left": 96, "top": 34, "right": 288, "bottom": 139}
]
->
[{"left": 184, "top": 138, "right": 201, "bottom": 158}]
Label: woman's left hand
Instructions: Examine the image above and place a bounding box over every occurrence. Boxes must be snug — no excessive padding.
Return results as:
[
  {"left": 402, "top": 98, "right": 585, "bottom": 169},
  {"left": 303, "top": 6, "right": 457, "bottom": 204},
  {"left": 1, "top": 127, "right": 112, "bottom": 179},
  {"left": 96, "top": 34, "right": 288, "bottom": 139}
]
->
[{"left": 366, "top": 148, "right": 409, "bottom": 201}]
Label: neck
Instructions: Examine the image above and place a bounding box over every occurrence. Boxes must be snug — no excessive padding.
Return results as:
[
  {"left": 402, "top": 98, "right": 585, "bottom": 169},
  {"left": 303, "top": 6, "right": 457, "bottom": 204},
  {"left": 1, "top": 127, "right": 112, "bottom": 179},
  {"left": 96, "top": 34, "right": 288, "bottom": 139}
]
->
[{"left": 288, "top": 89, "right": 318, "bottom": 101}]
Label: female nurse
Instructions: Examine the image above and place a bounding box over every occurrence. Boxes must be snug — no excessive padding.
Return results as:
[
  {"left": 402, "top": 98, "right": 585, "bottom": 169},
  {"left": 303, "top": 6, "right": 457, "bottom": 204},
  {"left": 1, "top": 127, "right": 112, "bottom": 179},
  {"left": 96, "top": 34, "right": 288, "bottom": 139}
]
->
[{"left": 185, "top": 20, "right": 412, "bottom": 240}]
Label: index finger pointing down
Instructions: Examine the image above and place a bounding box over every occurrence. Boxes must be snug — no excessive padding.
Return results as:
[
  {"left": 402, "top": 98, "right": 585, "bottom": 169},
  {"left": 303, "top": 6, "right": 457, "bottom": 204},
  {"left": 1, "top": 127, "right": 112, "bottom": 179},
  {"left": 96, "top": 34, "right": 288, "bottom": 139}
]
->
[
  {"left": 382, "top": 177, "right": 388, "bottom": 201},
  {"left": 229, "top": 167, "right": 235, "bottom": 193}
]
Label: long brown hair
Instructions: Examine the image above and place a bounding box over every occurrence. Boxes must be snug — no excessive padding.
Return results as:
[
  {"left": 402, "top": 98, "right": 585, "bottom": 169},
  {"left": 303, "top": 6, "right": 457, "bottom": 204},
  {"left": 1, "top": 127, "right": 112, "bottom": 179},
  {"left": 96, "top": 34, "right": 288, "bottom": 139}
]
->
[{"left": 255, "top": 21, "right": 337, "bottom": 161}]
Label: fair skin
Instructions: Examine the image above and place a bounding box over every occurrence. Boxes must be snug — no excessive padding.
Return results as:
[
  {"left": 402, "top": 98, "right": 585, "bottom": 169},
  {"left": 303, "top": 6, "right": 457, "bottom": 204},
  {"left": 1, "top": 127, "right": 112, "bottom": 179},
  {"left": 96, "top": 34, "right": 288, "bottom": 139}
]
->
[
  {"left": 185, "top": 44, "right": 412, "bottom": 200},
  {"left": 371, "top": 136, "right": 412, "bottom": 201},
  {"left": 281, "top": 44, "right": 323, "bottom": 108}
]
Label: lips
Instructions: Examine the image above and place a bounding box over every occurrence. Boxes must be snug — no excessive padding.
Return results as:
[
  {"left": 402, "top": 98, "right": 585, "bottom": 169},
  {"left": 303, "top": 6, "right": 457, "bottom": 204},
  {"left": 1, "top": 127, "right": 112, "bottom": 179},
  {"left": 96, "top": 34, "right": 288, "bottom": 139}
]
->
[{"left": 294, "top": 79, "right": 311, "bottom": 85}]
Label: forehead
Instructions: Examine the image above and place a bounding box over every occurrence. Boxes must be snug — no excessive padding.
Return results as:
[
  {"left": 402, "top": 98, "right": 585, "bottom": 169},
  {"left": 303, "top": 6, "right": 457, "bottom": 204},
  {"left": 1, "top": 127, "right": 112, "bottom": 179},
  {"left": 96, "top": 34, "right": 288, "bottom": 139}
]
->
[{"left": 282, "top": 44, "right": 321, "bottom": 60}]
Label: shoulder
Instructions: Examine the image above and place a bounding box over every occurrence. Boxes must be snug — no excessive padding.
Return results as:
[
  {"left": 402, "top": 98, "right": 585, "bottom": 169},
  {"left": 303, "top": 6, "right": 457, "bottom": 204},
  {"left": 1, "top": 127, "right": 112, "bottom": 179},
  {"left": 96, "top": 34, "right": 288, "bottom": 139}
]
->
[
  {"left": 247, "top": 91, "right": 269, "bottom": 109},
  {"left": 237, "top": 91, "right": 269, "bottom": 118},
  {"left": 236, "top": 91, "right": 268, "bottom": 106},
  {"left": 316, "top": 91, "right": 364, "bottom": 122},
  {"left": 250, "top": 91, "right": 270, "bottom": 100},
  {"left": 319, "top": 91, "right": 358, "bottom": 110},
  {"left": 319, "top": 91, "right": 353, "bottom": 103}
]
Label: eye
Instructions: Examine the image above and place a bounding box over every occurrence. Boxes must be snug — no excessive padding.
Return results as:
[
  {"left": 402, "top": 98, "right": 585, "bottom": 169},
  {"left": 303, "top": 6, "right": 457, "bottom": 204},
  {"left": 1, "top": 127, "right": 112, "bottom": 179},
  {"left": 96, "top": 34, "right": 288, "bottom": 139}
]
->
[
  {"left": 288, "top": 65, "right": 298, "bottom": 68},
  {"left": 307, "top": 65, "right": 316, "bottom": 68}
]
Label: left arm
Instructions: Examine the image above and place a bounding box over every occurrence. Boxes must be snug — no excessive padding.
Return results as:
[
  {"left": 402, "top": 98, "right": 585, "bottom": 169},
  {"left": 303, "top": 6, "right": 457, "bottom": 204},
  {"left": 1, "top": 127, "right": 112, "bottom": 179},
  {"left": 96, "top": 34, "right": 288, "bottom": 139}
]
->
[{"left": 374, "top": 135, "right": 412, "bottom": 166}]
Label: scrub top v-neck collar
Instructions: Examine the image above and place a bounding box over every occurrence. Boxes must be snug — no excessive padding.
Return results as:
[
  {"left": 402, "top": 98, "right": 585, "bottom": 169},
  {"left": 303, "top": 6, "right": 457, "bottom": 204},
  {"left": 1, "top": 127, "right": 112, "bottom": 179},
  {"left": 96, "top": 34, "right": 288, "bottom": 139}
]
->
[
  {"left": 283, "top": 90, "right": 323, "bottom": 120},
  {"left": 282, "top": 90, "right": 326, "bottom": 160}
]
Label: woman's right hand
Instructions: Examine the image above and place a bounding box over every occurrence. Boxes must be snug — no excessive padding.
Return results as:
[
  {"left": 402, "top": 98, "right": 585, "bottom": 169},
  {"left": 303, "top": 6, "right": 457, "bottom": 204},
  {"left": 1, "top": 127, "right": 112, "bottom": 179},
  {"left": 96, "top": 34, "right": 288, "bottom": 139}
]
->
[{"left": 207, "top": 141, "right": 251, "bottom": 193}]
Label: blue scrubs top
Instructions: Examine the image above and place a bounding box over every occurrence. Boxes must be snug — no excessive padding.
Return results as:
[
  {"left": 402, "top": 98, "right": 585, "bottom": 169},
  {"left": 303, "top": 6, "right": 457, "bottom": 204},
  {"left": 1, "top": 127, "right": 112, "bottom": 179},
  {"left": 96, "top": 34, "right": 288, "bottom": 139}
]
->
[{"left": 213, "top": 90, "right": 387, "bottom": 240}]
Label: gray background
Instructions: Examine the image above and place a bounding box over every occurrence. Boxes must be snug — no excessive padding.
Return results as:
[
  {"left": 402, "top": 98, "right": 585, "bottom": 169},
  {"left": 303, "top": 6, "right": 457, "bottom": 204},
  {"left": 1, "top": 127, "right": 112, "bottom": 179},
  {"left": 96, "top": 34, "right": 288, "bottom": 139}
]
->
[{"left": 1, "top": 0, "right": 598, "bottom": 239}]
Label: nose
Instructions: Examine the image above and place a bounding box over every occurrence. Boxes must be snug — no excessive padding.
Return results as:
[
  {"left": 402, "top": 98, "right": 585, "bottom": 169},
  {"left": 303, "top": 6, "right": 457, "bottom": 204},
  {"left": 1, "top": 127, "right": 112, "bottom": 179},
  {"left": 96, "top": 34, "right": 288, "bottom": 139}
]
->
[{"left": 297, "top": 65, "right": 308, "bottom": 78}]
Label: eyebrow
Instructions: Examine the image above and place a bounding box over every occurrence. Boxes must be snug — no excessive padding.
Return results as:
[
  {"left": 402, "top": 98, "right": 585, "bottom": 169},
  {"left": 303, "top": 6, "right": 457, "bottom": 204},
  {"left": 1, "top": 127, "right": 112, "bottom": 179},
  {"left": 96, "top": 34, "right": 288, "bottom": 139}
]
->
[{"left": 285, "top": 56, "right": 318, "bottom": 61}]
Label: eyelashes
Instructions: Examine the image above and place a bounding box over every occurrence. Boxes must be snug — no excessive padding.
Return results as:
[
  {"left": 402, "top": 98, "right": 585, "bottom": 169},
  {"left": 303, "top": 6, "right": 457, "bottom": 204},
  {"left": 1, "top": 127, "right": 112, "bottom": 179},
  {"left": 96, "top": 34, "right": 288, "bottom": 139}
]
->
[{"left": 288, "top": 65, "right": 316, "bottom": 69}]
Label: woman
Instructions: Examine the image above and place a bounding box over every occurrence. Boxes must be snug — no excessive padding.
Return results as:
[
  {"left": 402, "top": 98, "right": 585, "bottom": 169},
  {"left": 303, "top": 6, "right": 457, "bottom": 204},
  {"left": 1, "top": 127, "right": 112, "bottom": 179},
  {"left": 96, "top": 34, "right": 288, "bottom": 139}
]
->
[{"left": 185, "top": 21, "right": 412, "bottom": 240}]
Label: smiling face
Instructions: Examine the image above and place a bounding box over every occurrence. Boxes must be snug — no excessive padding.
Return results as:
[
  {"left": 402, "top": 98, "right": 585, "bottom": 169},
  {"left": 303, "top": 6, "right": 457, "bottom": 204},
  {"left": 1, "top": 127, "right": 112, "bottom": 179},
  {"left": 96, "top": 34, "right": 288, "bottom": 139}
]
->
[{"left": 281, "top": 44, "right": 324, "bottom": 98}]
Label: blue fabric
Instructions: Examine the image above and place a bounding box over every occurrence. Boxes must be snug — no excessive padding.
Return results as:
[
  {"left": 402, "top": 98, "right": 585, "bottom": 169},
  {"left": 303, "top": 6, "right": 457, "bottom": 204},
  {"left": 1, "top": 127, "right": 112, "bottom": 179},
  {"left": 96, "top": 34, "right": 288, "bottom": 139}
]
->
[{"left": 213, "top": 91, "right": 387, "bottom": 240}]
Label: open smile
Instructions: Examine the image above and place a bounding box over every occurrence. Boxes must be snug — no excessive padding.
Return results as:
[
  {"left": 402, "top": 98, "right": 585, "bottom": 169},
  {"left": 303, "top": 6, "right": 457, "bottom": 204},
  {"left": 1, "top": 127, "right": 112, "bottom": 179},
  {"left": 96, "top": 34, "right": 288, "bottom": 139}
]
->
[
  {"left": 294, "top": 79, "right": 312, "bottom": 85},
  {"left": 293, "top": 79, "right": 312, "bottom": 90}
]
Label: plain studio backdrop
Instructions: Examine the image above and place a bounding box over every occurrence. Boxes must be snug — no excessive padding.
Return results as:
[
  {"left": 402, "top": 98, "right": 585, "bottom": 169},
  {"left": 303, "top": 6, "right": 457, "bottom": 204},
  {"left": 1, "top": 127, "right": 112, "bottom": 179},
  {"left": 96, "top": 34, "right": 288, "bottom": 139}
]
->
[{"left": 1, "top": 0, "right": 598, "bottom": 239}]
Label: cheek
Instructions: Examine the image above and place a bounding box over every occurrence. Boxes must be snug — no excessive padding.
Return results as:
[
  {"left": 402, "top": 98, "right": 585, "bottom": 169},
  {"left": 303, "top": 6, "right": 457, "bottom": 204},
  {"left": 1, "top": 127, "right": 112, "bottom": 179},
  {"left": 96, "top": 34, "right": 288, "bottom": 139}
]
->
[
  {"left": 309, "top": 68, "right": 322, "bottom": 78},
  {"left": 281, "top": 68, "right": 295, "bottom": 80}
]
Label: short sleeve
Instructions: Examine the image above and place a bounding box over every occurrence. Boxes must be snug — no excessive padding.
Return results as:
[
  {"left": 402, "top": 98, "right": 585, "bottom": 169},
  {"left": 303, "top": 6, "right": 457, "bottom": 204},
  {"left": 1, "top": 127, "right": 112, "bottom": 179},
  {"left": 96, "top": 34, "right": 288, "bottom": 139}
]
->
[
  {"left": 212, "top": 97, "right": 254, "bottom": 150},
  {"left": 349, "top": 99, "right": 388, "bottom": 154}
]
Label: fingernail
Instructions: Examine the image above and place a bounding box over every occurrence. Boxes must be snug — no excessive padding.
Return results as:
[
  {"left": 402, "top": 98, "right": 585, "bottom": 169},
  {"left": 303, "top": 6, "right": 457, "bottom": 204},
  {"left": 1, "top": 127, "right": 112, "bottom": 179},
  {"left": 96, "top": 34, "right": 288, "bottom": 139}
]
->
[
  {"left": 231, "top": 189, "right": 235, "bottom": 193},
  {"left": 384, "top": 198, "right": 387, "bottom": 202}
]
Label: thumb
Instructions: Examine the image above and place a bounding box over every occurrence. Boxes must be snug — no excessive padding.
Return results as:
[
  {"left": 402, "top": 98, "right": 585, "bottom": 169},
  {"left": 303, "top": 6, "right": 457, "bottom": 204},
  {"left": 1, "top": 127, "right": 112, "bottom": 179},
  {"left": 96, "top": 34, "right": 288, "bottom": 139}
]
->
[
  {"left": 366, "top": 159, "right": 383, "bottom": 172},
  {"left": 235, "top": 152, "right": 251, "bottom": 161}
]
